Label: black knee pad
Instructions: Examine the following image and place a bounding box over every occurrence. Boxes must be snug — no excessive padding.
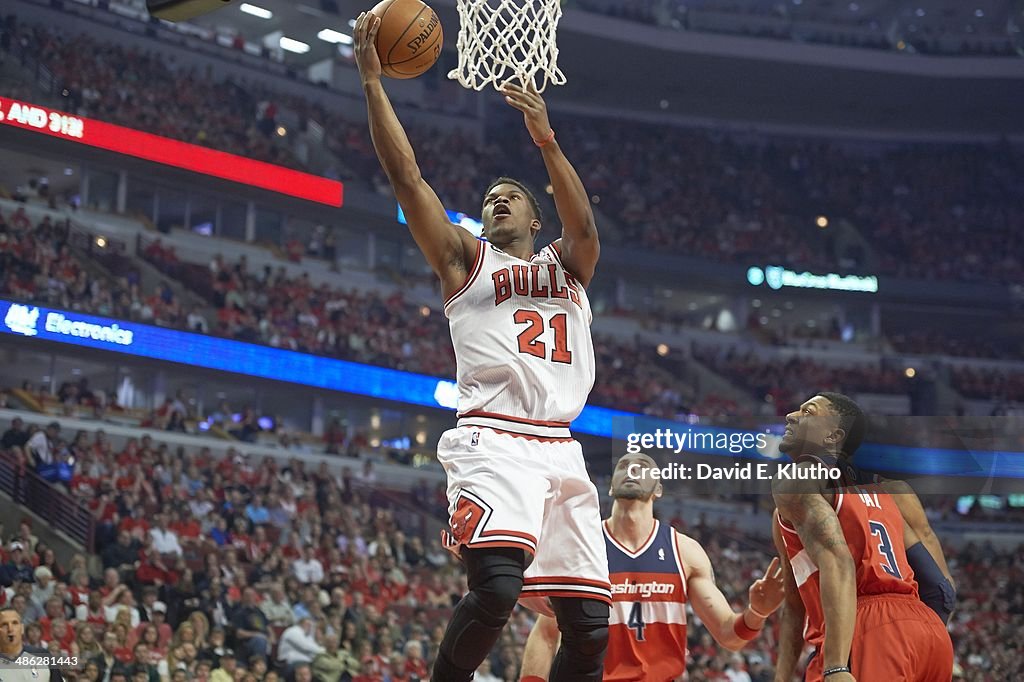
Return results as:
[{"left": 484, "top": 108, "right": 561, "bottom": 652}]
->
[
  {"left": 435, "top": 547, "right": 526, "bottom": 674},
  {"left": 552, "top": 597, "right": 610, "bottom": 657},
  {"left": 463, "top": 546, "right": 526, "bottom": 621}
]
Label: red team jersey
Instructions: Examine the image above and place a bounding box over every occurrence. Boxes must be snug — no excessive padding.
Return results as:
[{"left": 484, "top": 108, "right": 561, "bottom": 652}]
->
[
  {"left": 603, "top": 520, "right": 688, "bottom": 682},
  {"left": 777, "top": 457, "right": 953, "bottom": 681},
  {"left": 778, "top": 484, "right": 917, "bottom": 650}
]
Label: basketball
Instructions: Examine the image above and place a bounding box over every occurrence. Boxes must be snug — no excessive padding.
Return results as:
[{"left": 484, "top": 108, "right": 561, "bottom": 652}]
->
[{"left": 371, "top": 0, "right": 444, "bottom": 79}]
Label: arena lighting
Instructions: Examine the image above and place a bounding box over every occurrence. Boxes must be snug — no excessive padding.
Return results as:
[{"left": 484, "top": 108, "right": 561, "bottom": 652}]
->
[
  {"left": 318, "top": 28, "right": 354, "bottom": 45},
  {"left": 280, "top": 37, "right": 311, "bottom": 54},
  {"left": 0, "top": 97, "right": 343, "bottom": 206},
  {"left": 1, "top": 298, "right": 1020, "bottom": 478},
  {"left": 239, "top": 2, "right": 273, "bottom": 19}
]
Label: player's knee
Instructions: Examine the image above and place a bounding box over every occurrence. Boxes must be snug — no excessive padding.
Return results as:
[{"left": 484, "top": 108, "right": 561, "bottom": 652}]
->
[
  {"left": 565, "top": 620, "right": 609, "bottom": 659},
  {"left": 464, "top": 547, "right": 527, "bottom": 622},
  {"left": 554, "top": 598, "right": 610, "bottom": 658},
  {"left": 473, "top": 572, "right": 524, "bottom": 620}
]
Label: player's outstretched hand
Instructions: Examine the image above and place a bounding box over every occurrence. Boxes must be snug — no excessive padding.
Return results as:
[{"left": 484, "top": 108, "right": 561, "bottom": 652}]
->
[
  {"left": 501, "top": 81, "right": 552, "bottom": 144},
  {"left": 749, "top": 556, "right": 785, "bottom": 617},
  {"left": 354, "top": 12, "right": 383, "bottom": 85}
]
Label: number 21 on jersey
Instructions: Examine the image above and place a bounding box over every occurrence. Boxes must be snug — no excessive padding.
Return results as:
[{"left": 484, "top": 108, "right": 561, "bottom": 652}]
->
[{"left": 514, "top": 310, "right": 572, "bottom": 364}]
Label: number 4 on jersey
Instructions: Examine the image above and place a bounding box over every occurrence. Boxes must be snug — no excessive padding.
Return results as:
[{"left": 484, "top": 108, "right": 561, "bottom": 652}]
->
[{"left": 628, "top": 601, "right": 646, "bottom": 641}]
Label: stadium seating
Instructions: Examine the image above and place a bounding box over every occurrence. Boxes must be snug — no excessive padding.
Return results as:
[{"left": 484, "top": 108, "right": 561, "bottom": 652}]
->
[
  {"left": 0, "top": 416, "right": 1020, "bottom": 680},
  {"left": 3, "top": 16, "right": 1022, "bottom": 287},
  {"left": 567, "top": 0, "right": 1021, "bottom": 56},
  {"left": 5, "top": 203, "right": 1023, "bottom": 423}
]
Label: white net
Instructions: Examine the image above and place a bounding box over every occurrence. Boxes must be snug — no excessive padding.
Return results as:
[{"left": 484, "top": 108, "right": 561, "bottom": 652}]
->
[{"left": 448, "top": 0, "right": 566, "bottom": 93}]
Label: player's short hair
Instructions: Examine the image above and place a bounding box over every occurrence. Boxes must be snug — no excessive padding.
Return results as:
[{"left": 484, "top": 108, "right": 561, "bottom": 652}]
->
[
  {"left": 484, "top": 177, "right": 543, "bottom": 224},
  {"left": 0, "top": 606, "right": 19, "bottom": 619},
  {"left": 817, "top": 392, "right": 866, "bottom": 458},
  {"left": 617, "top": 452, "right": 656, "bottom": 466}
]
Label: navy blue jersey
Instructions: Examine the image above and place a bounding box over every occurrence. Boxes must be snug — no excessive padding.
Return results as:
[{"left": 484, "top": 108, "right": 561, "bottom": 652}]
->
[{"left": 603, "top": 519, "right": 688, "bottom": 681}]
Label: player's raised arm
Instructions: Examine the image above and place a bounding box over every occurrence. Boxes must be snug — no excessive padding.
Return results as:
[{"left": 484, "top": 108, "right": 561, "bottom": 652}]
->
[
  {"left": 883, "top": 480, "right": 953, "bottom": 585},
  {"left": 677, "top": 533, "right": 784, "bottom": 652},
  {"left": 771, "top": 510, "right": 807, "bottom": 682},
  {"left": 354, "top": 12, "right": 477, "bottom": 294},
  {"left": 501, "top": 83, "right": 599, "bottom": 287},
  {"left": 892, "top": 496, "right": 957, "bottom": 624},
  {"left": 882, "top": 479, "right": 957, "bottom": 623},
  {"left": 773, "top": 467, "right": 856, "bottom": 682},
  {"left": 519, "top": 613, "right": 561, "bottom": 681}
]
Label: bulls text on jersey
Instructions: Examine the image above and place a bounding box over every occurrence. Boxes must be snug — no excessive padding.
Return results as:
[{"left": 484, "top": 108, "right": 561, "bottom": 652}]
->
[{"left": 492, "top": 262, "right": 583, "bottom": 309}]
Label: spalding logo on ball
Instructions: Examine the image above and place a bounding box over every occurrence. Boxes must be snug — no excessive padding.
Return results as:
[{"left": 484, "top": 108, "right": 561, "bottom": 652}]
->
[{"left": 371, "top": 0, "right": 444, "bottom": 79}]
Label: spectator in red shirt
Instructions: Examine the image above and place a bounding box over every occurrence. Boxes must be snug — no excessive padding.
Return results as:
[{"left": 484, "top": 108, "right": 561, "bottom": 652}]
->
[
  {"left": 49, "top": 617, "right": 76, "bottom": 653},
  {"left": 68, "top": 569, "right": 92, "bottom": 609},
  {"left": 10, "top": 207, "right": 31, "bottom": 230},
  {"left": 119, "top": 507, "right": 149, "bottom": 537},
  {"left": 37, "top": 596, "right": 65, "bottom": 640},
  {"left": 77, "top": 591, "right": 109, "bottom": 630},
  {"left": 135, "top": 547, "right": 174, "bottom": 587},
  {"left": 403, "top": 639, "right": 429, "bottom": 680}
]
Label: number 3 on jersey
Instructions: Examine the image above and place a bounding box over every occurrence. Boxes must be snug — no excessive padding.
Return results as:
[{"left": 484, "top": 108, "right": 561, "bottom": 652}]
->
[
  {"left": 869, "top": 520, "right": 903, "bottom": 578},
  {"left": 514, "top": 310, "right": 572, "bottom": 364},
  {"left": 628, "top": 601, "right": 646, "bottom": 641}
]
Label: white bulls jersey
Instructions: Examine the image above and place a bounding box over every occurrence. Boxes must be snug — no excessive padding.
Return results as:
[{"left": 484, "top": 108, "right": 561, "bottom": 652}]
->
[{"left": 443, "top": 239, "right": 595, "bottom": 438}]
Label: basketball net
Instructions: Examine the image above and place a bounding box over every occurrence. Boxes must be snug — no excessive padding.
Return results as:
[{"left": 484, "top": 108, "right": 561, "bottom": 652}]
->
[{"left": 448, "top": 0, "right": 566, "bottom": 93}]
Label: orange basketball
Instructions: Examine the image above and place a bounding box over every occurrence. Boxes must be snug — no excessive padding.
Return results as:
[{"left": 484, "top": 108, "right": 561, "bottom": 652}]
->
[{"left": 371, "top": 0, "right": 443, "bottom": 80}]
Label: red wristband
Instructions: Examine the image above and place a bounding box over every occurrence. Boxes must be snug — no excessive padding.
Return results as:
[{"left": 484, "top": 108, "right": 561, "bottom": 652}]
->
[
  {"left": 534, "top": 129, "right": 555, "bottom": 147},
  {"left": 733, "top": 613, "right": 762, "bottom": 641},
  {"left": 521, "top": 677, "right": 547, "bottom": 682}
]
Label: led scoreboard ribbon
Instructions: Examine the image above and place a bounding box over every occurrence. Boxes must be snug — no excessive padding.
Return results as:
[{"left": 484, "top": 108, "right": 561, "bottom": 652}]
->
[
  {"left": 2, "top": 299, "right": 1021, "bottom": 480},
  {"left": 0, "top": 96, "right": 344, "bottom": 207}
]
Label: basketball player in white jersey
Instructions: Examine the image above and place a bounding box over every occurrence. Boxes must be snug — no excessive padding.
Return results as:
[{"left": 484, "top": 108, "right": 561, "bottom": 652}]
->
[
  {"left": 520, "top": 453, "right": 785, "bottom": 682},
  {"left": 356, "top": 13, "right": 609, "bottom": 682}
]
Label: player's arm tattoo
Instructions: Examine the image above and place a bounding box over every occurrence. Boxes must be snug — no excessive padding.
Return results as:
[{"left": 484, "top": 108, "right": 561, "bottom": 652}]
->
[
  {"left": 799, "top": 502, "right": 848, "bottom": 553},
  {"left": 773, "top": 467, "right": 856, "bottom": 671}
]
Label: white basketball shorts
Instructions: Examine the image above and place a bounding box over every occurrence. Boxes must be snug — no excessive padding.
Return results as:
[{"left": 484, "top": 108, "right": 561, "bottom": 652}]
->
[{"left": 438, "top": 422, "right": 611, "bottom": 609}]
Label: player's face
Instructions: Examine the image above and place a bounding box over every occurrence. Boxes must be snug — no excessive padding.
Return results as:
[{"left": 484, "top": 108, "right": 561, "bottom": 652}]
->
[
  {"left": 481, "top": 183, "right": 539, "bottom": 244},
  {"left": 610, "top": 454, "right": 661, "bottom": 500},
  {"left": 779, "top": 395, "right": 842, "bottom": 456},
  {"left": 0, "top": 611, "right": 23, "bottom": 648}
]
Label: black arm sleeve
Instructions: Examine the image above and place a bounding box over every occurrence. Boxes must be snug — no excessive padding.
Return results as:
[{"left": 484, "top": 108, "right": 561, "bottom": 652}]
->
[{"left": 906, "top": 541, "right": 956, "bottom": 623}]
